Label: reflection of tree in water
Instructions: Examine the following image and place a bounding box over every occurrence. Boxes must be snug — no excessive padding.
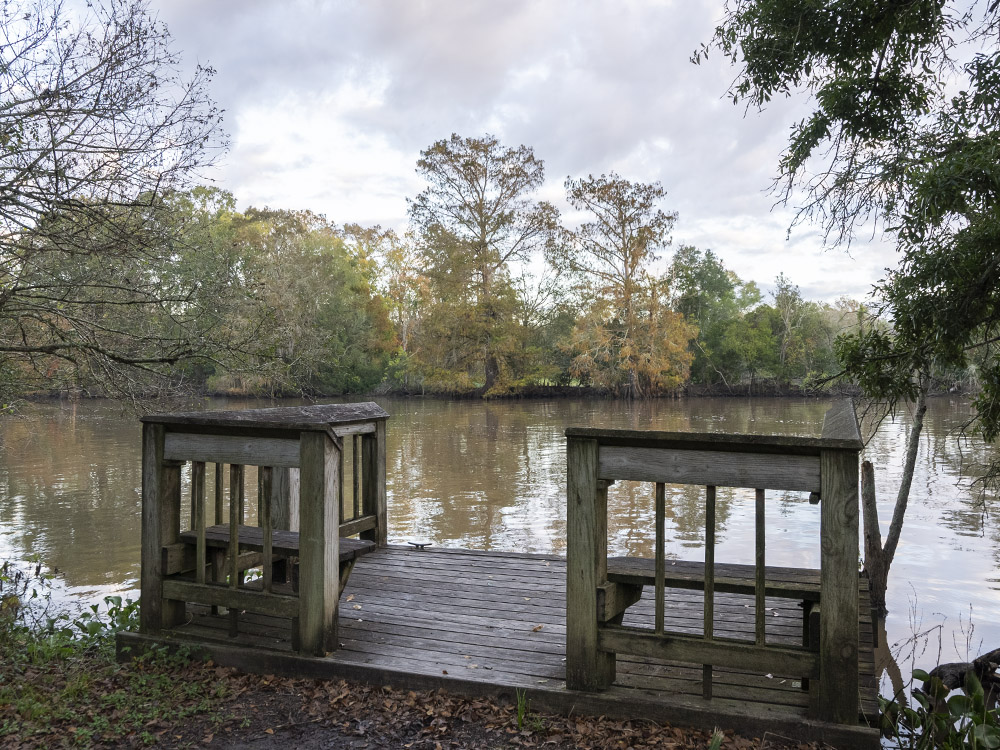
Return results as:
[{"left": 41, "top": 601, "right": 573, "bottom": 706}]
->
[
  {"left": 924, "top": 409, "right": 1000, "bottom": 562},
  {"left": 864, "top": 398, "right": 1000, "bottom": 567},
  {"left": 385, "top": 400, "right": 564, "bottom": 551},
  {"left": 0, "top": 405, "right": 143, "bottom": 587},
  {"left": 607, "top": 481, "right": 734, "bottom": 558},
  {"left": 385, "top": 396, "right": 831, "bottom": 556}
]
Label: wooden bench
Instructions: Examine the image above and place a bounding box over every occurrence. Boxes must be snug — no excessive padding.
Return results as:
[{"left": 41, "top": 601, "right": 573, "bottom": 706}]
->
[
  {"left": 175, "top": 524, "right": 375, "bottom": 596},
  {"left": 607, "top": 557, "right": 821, "bottom": 601},
  {"left": 604, "top": 557, "right": 822, "bottom": 662}
]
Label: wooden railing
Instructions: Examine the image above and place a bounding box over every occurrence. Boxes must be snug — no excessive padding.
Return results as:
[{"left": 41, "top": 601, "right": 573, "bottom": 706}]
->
[
  {"left": 565, "top": 401, "right": 863, "bottom": 725},
  {"left": 140, "top": 404, "right": 388, "bottom": 656}
]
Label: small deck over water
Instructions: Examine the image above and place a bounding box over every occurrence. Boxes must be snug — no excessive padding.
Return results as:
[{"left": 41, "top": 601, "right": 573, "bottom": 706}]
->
[
  {"left": 119, "top": 545, "right": 879, "bottom": 748},
  {"left": 129, "top": 401, "right": 880, "bottom": 748}
]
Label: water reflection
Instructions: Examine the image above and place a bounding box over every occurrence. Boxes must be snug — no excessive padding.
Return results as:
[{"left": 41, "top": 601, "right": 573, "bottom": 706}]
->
[
  {"left": 0, "top": 396, "right": 997, "bottom": 681},
  {"left": 0, "top": 404, "right": 143, "bottom": 592}
]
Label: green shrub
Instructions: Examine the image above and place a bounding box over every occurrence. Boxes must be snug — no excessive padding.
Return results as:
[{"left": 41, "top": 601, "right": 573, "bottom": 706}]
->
[{"left": 880, "top": 669, "right": 1000, "bottom": 749}]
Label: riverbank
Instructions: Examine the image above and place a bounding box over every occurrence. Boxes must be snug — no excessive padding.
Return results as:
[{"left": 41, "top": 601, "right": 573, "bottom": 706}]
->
[
  {"left": 0, "top": 564, "right": 827, "bottom": 749},
  {"left": 7, "top": 662, "right": 831, "bottom": 750},
  {"left": 21, "top": 375, "right": 980, "bottom": 403},
  {"left": 2, "top": 638, "right": 827, "bottom": 749},
  {"left": 18, "top": 379, "right": 862, "bottom": 405}
]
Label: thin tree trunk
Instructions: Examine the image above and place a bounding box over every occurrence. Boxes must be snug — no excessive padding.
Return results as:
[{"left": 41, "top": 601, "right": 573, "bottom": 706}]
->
[
  {"left": 861, "top": 380, "right": 929, "bottom": 615},
  {"left": 484, "top": 353, "right": 499, "bottom": 392}
]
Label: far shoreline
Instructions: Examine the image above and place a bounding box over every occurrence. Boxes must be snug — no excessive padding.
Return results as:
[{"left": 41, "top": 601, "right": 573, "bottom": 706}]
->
[{"left": 15, "top": 380, "right": 975, "bottom": 406}]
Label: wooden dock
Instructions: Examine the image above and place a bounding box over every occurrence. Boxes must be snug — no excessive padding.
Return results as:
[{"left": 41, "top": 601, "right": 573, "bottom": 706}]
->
[{"left": 118, "top": 545, "right": 880, "bottom": 749}]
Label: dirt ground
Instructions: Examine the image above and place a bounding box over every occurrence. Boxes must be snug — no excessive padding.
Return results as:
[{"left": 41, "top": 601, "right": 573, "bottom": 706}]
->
[{"left": 149, "top": 668, "right": 831, "bottom": 750}]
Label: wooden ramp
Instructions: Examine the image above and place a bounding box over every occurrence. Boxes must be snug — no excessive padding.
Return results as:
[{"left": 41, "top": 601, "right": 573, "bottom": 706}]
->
[{"left": 118, "top": 546, "right": 880, "bottom": 749}]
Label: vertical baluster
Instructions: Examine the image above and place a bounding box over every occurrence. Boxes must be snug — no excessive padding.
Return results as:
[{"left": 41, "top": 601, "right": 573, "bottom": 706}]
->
[
  {"left": 214, "top": 463, "right": 224, "bottom": 526},
  {"left": 260, "top": 467, "right": 273, "bottom": 593},
  {"left": 755, "top": 487, "right": 766, "bottom": 646},
  {"left": 211, "top": 463, "right": 224, "bottom": 614},
  {"left": 353, "top": 435, "right": 362, "bottom": 521},
  {"left": 188, "top": 463, "right": 195, "bottom": 525},
  {"left": 703, "top": 484, "right": 716, "bottom": 700},
  {"left": 339, "top": 443, "right": 346, "bottom": 523},
  {"left": 654, "top": 482, "right": 665, "bottom": 635},
  {"left": 257, "top": 467, "right": 263, "bottom": 524},
  {"left": 231, "top": 464, "right": 245, "bottom": 523},
  {"left": 192, "top": 462, "right": 206, "bottom": 585},
  {"left": 228, "top": 464, "right": 240, "bottom": 637}
]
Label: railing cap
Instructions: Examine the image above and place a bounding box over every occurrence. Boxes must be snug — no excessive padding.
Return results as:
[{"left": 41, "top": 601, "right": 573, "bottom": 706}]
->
[
  {"left": 565, "top": 400, "right": 863, "bottom": 453},
  {"left": 820, "top": 399, "right": 863, "bottom": 445},
  {"left": 142, "top": 402, "right": 390, "bottom": 432}
]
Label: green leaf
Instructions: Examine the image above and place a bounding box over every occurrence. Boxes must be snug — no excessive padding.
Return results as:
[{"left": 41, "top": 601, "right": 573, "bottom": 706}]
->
[
  {"left": 974, "top": 724, "right": 1000, "bottom": 749},
  {"left": 964, "top": 670, "right": 984, "bottom": 699},
  {"left": 947, "top": 693, "right": 972, "bottom": 717}
]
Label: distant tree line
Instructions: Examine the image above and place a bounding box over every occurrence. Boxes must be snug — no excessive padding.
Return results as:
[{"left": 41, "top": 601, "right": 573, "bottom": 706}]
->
[
  {"left": 9, "top": 133, "right": 886, "bottom": 400},
  {"left": 3, "top": 2, "right": 983, "bottom": 404}
]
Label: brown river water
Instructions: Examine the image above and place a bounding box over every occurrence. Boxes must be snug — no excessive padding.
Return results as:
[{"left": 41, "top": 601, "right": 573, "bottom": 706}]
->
[{"left": 1, "top": 396, "right": 997, "bottom": 694}]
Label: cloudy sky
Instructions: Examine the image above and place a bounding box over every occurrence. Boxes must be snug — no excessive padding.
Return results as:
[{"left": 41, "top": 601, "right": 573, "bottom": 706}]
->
[{"left": 149, "top": 0, "right": 897, "bottom": 302}]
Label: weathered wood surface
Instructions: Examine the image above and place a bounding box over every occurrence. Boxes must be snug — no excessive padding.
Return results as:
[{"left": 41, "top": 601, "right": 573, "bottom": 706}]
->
[
  {"left": 162, "top": 579, "right": 299, "bottom": 619},
  {"left": 703, "top": 484, "right": 717, "bottom": 699},
  {"left": 607, "top": 557, "right": 836, "bottom": 602},
  {"left": 819, "top": 447, "right": 861, "bottom": 724},
  {"left": 360, "top": 420, "right": 387, "bottom": 546},
  {"left": 143, "top": 402, "right": 389, "bottom": 433},
  {"left": 162, "top": 544, "right": 265, "bottom": 577},
  {"left": 566, "top": 437, "right": 615, "bottom": 690},
  {"left": 140, "top": 423, "right": 184, "bottom": 633},
  {"left": 821, "top": 400, "right": 862, "bottom": 445},
  {"left": 755, "top": 488, "right": 766, "bottom": 646},
  {"left": 297, "top": 431, "right": 340, "bottom": 655},
  {"left": 140, "top": 546, "right": 878, "bottom": 740},
  {"left": 164, "top": 433, "right": 301, "bottom": 468},
  {"left": 177, "top": 524, "right": 374, "bottom": 562},
  {"left": 599, "top": 627, "right": 819, "bottom": 679},
  {"left": 192, "top": 462, "right": 206, "bottom": 585},
  {"left": 598, "top": 446, "right": 821, "bottom": 492},
  {"left": 565, "top": 425, "right": 863, "bottom": 453},
  {"left": 337, "top": 514, "right": 378, "bottom": 538}
]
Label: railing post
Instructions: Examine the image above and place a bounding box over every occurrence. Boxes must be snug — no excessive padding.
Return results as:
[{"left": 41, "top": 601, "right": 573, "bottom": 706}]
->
[
  {"left": 818, "top": 445, "right": 860, "bottom": 723},
  {"left": 271, "top": 467, "right": 290, "bottom": 530},
  {"left": 297, "top": 431, "right": 341, "bottom": 655},
  {"left": 140, "top": 423, "right": 185, "bottom": 633},
  {"left": 361, "top": 419, "right": 387, "bottom": 547},
  {"left": 566, "top": 436, "right": 615, "bottom": 690}
]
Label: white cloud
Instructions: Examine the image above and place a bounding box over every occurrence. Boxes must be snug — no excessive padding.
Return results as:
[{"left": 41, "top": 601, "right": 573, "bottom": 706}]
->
[{"left": 150, "top": 0, "right": 898, "bottom": 302}]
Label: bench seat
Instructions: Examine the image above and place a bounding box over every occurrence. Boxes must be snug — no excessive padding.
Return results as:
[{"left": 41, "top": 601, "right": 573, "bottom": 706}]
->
[
  {"left": 175, "top": 525, "right": 375, "bottom": 602},
  {"left": 607, "top": 557, "right": 821, "bottom": 601},
  {"left": 179, "top": 524, "right": 375, "bottom": 563}
]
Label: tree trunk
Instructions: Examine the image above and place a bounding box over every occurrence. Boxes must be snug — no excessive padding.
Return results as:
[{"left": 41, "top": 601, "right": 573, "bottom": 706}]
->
[
  {"left": 628, "top": 366, "right": 639, "bottom": 400},
  {"left": 484, "top": 353, "right": 499, "bottom": 392},
  {"left": 861, "top": 381, "right": 928, "bottom": 615},
  {"left": 861, "top": 461, "right": 890, "bottom": 615}
]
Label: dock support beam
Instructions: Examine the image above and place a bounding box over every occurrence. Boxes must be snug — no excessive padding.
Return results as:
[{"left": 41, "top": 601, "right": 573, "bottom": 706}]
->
[
  {"left": 566, "top": 437, "right": 615, "bottom": 690},
  {"left": 297, "top": 431, "right": 341, "bottom": 656},
  {"left": 140, "top": 423, "right": 185, "bottom": 633},
  {"left": 818, "top": 447, "right": 860, "bottom": 722}
]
